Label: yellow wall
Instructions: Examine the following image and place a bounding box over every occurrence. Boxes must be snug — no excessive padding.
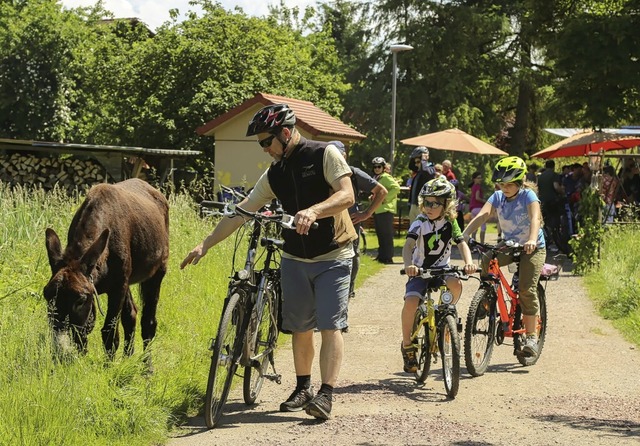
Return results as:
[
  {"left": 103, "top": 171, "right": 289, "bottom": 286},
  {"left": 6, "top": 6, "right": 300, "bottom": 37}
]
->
[{"left": 210, "top": 105, "right": 314, "bottom": 193}]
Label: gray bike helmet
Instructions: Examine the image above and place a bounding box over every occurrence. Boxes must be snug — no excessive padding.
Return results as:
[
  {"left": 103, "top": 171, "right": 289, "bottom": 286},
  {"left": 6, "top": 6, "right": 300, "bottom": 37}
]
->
[
  {"left": 410, "top": 146, "right": 429, "bottom": 159},
  {"left": 372, "top": 156, "right": 386, "bottom": 165},
  {"left": 246, "top": 104, "right": 296, "bottom": 136}
]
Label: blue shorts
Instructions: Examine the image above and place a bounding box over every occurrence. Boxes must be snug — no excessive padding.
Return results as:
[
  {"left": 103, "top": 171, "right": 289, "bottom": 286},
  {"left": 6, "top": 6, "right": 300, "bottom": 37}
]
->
[
  {"left": 405, "top": 276, "right": 446, "bottom": 300},
  {"left": 280, "top": 258, "right": 351, "bottom": 332}
]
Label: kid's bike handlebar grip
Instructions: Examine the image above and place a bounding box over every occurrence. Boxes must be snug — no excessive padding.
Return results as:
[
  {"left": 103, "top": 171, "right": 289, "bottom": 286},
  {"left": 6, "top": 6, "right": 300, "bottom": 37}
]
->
[{"left": 200, "top": 201, "right": 226, "bottom": 210}]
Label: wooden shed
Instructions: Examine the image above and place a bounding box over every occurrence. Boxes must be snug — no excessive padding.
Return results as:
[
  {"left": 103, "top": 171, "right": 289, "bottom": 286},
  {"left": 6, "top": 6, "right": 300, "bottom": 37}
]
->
[
  {"left": 0, "top": 138, "right": 201, "bottom": 189},
  {"left": 196, "top": 93, "right": 366, "bottom": 191}
]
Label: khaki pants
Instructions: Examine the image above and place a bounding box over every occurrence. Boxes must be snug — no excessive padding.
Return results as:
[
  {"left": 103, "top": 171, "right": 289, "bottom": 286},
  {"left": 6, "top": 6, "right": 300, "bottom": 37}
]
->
[{"left": 480, "top": 247, "right": 546, "bottom": 315}]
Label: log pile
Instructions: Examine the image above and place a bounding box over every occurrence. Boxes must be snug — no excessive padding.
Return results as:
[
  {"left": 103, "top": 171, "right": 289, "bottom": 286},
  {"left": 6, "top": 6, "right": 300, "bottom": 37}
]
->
[{"left": 0, "top": 153, "right": 109, "bottom": 192}]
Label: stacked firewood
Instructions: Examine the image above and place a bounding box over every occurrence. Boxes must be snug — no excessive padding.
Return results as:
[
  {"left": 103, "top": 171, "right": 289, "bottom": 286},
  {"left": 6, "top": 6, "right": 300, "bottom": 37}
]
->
[{"left": 0, "top": 153, "right": 109, "bottom": 191}]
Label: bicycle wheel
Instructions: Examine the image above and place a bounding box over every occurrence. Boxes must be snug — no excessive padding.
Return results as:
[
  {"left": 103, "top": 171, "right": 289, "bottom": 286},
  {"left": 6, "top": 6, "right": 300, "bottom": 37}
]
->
[
  {"left": 204, "top": 292, "right": 242, "bottom": 428},
  {"left": 464, "top": 288, "right": 496, "bottom": 377},
  {"left": 243, "top": 283, "right": 280, "bottom": 404},
  {"left": 514, "top": 283, "right": 547, "bottom": 366},
  {"left": 412, "top": 306, "right": 431, "bottom": 383},
  {"left": 439, "top": 314, "right": 461, "bottom": 398}
]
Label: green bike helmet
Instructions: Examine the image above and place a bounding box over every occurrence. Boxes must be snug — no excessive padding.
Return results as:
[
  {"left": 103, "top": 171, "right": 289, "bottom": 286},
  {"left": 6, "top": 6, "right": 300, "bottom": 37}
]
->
[
  {"left": 420, "top": 177, "right": 456, "bottom": 200},
  {"left": 492, "top": 156, "right": 527, "bottom": 183}
]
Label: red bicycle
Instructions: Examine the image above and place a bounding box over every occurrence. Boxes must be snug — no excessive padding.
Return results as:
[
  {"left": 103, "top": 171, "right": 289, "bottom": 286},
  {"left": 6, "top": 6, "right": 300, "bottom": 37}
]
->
[{"left": 464, "top": 239, "right": 548, "bottom": 376}]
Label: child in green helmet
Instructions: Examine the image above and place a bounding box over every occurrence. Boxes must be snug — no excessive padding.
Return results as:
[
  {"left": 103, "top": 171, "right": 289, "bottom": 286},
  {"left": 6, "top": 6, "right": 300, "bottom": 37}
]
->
[{"left": 462, "top": 156, "right": 546, "bottom": 358}]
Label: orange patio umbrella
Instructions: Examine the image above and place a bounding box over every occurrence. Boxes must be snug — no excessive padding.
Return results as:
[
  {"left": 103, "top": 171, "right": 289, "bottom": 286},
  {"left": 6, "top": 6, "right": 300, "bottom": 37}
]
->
[
  {"left": 532, "top": 130, "right": 640, "bottom": 159},
  {"left": 400, "top": 128, "right": 508, "bottom": 156}
]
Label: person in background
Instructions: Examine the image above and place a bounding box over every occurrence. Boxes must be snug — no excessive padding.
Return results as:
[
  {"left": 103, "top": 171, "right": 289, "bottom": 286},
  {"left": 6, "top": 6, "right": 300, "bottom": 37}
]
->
[
  {"left": 372, "top": 156, "right": 400, "bottom": 264},
  {"left": 526, "top": 164, "right": 538, "bottom": 184},
  {"left": 400, "top": 177, "right": 476, "bottom": 373},
  {"left": 463, "top": 156, "right": 545, "bottom": 358},
  {"left": 451, "top": 179, "right": 467, "bottom": 231},
  {"left": 581, "top": 162, "right": 593, "bottom": 188},
  {"left": 434, "top": 163, "right": 446, "bottom": 179},
  {"left": 601, "top": 165, "right": 620, "bottom": 223},
  {"left": 330, "top": 141, "right": 388, "bottom": 299},
  {"left": 181, "top": 104, "right": 356, "bottom": 420},
  {"left": 442, "top": 159, "right": 456, "bottom": 181},
  {"left": 407, "top": 146, "right": 436, "bottom": 222},
  {"left": 620, "top": 158, "right": 640, "bottom": 203},
  {"left": 537, "top": 159, "right": 564, "bottom": 245},
  {"left": 468, "top": 172, "right": 486, "bottom": 243}
]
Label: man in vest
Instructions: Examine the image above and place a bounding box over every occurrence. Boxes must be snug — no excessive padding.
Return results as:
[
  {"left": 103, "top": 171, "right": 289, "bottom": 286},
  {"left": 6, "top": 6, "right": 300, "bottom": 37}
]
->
[
  {"left": 329, "top": 140, "right": 388, "bottom": 299},
  {"left": 407, "top": 146, "right": 437, "bottom": 222},
  {"left": 181, "top": 104, "right": 356, "bottom": 421}
]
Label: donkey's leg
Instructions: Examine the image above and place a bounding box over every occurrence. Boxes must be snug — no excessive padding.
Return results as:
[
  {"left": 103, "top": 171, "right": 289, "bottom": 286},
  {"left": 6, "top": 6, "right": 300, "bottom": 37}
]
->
[
  {"left": 121, "top": 287, "right": 138, "bottom": 356},
  {"left": 102, "top": 288, "right": 126, "bottom": 360},
  {"left": 140, "top": 267, "right": 166, "bottom": 350}
]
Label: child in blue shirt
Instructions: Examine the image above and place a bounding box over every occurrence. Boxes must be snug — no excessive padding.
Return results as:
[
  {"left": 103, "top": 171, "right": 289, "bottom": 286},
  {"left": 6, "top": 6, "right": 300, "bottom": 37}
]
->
[{"left": 462, "top": 156, "right": 546, "bottom": 358}]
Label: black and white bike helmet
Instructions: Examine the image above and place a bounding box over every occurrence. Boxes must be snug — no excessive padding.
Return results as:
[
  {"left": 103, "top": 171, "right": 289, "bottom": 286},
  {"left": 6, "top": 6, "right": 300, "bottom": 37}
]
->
[
  {"left": 420, "top": 177, "right": 456, "bottom": 200},
  {"left": 246, "top": 104, "right": 296, "bottom": 136},
  {"left": 372, "top": 156, "right": 386, "bottom": 165}
]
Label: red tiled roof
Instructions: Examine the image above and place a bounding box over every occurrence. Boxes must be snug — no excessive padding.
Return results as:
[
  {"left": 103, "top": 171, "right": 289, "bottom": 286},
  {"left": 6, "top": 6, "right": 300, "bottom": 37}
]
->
[{"left": 196, "top": 93, "right": 366, "bottom": 141}]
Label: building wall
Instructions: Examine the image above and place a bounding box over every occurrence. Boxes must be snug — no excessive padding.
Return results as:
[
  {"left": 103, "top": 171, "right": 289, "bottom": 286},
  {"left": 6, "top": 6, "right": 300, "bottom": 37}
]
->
[{"left": 211, "top": 106, "right": 313, "bottom": 192}]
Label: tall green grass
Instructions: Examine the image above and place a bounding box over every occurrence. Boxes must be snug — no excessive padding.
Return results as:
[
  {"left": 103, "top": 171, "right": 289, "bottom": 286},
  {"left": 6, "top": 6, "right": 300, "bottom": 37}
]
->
[
  {"left": 583, "top": 225, "right": 640, "bottom": 346},
  {"left": 0, "top": 183, "right": 238, "bottom": 445}
]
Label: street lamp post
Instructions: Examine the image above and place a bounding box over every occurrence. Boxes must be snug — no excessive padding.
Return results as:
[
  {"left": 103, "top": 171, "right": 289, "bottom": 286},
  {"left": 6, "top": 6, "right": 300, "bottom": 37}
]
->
[{"left": 390, "top": 43, "right": 413, "bottom": 173}]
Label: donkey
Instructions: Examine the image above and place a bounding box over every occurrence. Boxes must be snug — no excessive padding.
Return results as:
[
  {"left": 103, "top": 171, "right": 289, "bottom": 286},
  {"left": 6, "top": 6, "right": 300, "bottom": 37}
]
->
[{"left": 43, "top": 178, "right": 169, "bottom": 359}]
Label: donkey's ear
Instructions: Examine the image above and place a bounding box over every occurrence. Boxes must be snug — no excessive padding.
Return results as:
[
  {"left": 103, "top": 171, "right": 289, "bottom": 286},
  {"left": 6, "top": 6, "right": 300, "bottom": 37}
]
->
[
  {"left": 45, "top": 228, "right": 63, "bottom": 272},
  {"left": 80, "top": 229, "right": 110, "bottom": 277}
]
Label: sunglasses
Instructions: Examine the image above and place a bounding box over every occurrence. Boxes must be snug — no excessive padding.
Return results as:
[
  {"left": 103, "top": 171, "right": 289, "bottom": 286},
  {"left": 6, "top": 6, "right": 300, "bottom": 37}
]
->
[
  {"left": 373, "top": 165, "right": 384, "bottom": 169},
  {"left": 423, "top": 200, "right": 444, "bottom": 209},
  {"left": 258, "top": 135, "right": 275, "bottom": 148}
]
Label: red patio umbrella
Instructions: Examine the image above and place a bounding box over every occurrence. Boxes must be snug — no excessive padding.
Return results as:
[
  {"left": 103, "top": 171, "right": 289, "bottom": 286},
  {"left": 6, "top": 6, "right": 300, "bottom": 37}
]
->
[{"left": 532, "top": 130, "right": 640, "bottom": 159}]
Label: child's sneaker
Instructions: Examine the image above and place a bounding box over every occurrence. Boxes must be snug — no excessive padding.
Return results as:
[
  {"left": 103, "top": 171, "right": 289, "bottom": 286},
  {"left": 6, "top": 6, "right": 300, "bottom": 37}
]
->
[
  {"left": 400, "top": 343, "right": 418, "bottom": 373},
  {"left": 522, "top": 334, "right": 539, "bottom": 358}
]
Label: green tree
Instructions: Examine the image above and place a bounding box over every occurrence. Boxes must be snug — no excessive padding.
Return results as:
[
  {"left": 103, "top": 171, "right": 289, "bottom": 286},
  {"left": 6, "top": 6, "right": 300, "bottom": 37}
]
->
[{"left": 0, "top": 0, "right": 89, "bottom": 140}]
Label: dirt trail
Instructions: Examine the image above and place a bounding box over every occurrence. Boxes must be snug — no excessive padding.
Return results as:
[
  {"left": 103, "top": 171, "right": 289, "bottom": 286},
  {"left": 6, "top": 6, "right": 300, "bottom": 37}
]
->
[{"left": 170, "top": 236, "right": 640, "bottom": 446}]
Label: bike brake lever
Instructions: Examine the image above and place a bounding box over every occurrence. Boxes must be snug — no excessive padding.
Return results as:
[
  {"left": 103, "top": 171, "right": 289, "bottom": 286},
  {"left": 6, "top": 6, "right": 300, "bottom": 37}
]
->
[{"left": 280, "top": 214, "right": 296, "bottom": 230}]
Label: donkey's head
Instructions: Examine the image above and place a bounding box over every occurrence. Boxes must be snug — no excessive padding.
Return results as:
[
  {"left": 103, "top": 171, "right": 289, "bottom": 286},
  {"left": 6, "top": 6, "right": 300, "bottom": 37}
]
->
[{"left": 43, "top": 228, "right": 109, "bottom": 352}]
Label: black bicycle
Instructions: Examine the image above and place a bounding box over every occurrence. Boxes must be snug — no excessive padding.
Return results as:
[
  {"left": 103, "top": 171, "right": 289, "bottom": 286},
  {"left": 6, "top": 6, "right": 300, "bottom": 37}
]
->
[{"left": 200, "top": 201, "right": 310, "bottom": 428}]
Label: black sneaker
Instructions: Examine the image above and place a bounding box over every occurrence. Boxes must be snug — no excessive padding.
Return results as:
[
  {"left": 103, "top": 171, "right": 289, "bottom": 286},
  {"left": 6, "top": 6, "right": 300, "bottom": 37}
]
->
[
  {"left": 279, "top": 387, "right": 314, "bottom": 412},
  {"left": 401, "top": 343, "right": 418, "bottom": 373},
  {"left": 305, "top": 392, "right": 332, "bottom": 420}
]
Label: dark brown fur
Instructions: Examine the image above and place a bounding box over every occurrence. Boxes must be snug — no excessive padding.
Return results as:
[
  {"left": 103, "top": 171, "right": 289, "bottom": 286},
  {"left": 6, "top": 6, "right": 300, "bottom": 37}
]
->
[{"left": 43, "top": 178, "right": 169, "bottom": 357}]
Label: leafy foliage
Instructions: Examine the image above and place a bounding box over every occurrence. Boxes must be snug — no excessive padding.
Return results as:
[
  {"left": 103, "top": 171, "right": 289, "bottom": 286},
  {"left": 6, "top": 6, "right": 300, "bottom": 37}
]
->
[{"left": 569, "top": 187, "right": 604, "bottom": 274}]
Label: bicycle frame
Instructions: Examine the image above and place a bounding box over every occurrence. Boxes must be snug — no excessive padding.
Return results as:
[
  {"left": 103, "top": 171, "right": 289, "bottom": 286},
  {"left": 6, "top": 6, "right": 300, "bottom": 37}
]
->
[
  {"left": 411, "top": 285, "right": 458, "bottom": 356},
  {"left": 484, "top": 256, "right": 527, "bottom": 339}
]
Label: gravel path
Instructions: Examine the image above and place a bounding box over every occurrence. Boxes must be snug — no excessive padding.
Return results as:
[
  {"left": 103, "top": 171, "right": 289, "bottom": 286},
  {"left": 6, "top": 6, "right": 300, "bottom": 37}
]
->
[{"left": 169, "top": 237, "right": 640, "bottom": 446}]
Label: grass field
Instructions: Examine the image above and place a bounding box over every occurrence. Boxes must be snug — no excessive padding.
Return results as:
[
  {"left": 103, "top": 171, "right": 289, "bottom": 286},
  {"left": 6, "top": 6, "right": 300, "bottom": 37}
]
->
[{"left": 0, "top": 183, "right": 636, "bottom": 444}]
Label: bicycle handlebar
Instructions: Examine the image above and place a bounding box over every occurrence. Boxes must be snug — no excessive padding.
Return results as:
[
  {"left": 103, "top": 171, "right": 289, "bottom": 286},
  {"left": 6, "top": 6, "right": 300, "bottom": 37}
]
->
[
  {"left": 400, "top": 265, "right": 479, "bottom": 280},
  {"left": 210, "top": 202, "right": 318, "bottom": 231},
  {"left": 468, "top": 238, "right": 525, "bottom": 254}
]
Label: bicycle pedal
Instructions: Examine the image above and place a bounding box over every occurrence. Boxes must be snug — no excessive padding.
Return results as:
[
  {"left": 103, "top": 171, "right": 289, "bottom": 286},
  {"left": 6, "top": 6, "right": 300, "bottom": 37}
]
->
[
  {"left": 515, "top": 349, "right": 532, "bottom": 358},
  {"left": 264, "top": 373, "right": 282, "bottom": 384}
]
